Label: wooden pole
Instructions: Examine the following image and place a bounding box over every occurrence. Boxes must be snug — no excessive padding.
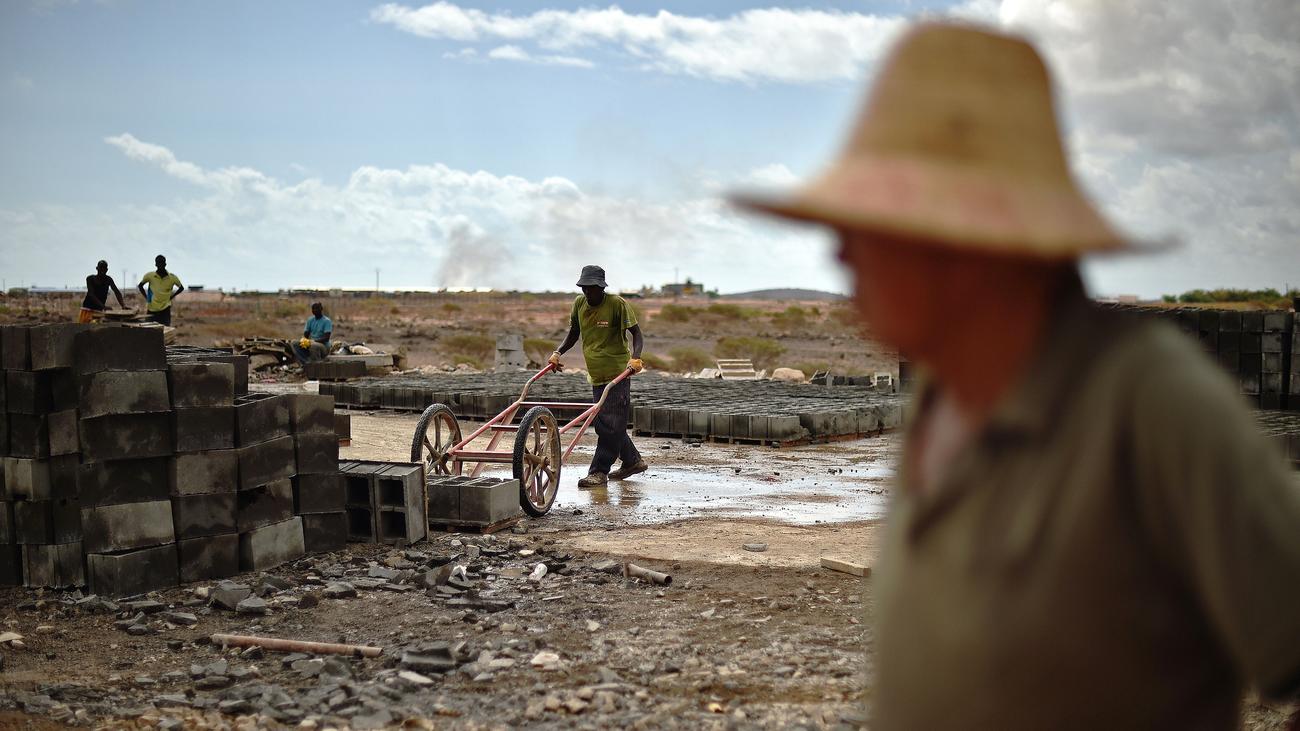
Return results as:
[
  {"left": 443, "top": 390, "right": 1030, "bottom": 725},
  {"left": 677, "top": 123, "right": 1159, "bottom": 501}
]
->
[{"left": 211, "top": 633, "right": 383, "bottom": 658}]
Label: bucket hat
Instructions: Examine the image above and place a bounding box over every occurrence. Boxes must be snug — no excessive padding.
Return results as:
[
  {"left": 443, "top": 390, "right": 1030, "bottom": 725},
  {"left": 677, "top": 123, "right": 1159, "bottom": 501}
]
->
[
  {"left": 732, "top": 22, "right": 1134, "bottom": 259},
  {"left": 576, "top": 265, "right": 608, "bottom": 288}
]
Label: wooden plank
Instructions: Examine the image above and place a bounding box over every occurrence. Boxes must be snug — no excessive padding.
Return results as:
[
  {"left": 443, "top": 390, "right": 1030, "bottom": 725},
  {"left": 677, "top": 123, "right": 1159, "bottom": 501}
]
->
[{"left": 820, "top": 557, "right": 870, "bottom": 577}]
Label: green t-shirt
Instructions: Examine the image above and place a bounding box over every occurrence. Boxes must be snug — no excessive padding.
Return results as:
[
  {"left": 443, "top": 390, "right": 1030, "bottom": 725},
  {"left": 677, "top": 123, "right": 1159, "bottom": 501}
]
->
[
  {"left": 140, "top": 271, "right": 182, "bottom": 312},
  {"left": 570, "top": 294, "right": 637, "bottom": 385}
]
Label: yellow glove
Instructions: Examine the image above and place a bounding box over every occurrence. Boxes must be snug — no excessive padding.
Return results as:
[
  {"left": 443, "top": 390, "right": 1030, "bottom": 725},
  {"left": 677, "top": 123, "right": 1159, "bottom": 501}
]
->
[
  {"left": 628, "top": 358, "right": 644, "bottom": 373},
  {"left": 299, "top": 338, "right": 312, "bottom": 349},
  {"left": 548, "top": 351, "right": 563, "bottom": 370}
]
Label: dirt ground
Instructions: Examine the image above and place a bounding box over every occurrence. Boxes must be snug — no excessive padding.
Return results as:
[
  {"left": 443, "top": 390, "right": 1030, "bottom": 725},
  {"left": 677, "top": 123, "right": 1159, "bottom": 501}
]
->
[{"left": 0, "top": 291, "right": 895, "bottom": 380}]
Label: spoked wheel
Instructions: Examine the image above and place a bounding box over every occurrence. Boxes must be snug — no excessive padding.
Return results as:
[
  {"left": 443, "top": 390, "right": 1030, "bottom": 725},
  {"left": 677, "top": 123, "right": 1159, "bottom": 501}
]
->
[
  {"left": 512, "top": 406, "right": 561, "bottom": 517},
  {"left": 411, "top": 403, "right": 463, "bottom": 478}
]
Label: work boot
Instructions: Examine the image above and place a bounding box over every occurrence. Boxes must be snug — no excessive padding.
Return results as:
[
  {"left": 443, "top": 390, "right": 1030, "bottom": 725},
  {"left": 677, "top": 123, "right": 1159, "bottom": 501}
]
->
[
  {"left": 609, "top": 459, "right": 648, "bottom": 481},
  {"left": 577, "top": 473, "right": 608, "bottom": 489}
]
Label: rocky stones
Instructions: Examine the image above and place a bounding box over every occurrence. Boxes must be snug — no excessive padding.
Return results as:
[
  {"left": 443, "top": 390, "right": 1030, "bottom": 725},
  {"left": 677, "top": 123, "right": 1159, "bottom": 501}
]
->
[
  {"left": 162, "top": 611, "right": 198, "bottom": 627},
  {"left": 235, "top": 596, "right": 268, "bottom": 615},
  {"left": 322, "top": 582, "right": 357, "bottom": 599},
  {"left": 743, "top": 543, "right": 769, "bottom": 552},
  {"left": 209, "top": 581, "right": 253, "bottom": 611}
]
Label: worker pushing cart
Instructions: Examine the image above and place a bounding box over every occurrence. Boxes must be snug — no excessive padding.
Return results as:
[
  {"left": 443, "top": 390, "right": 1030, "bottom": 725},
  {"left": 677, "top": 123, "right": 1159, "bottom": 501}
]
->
[
  {"left": 549, "top": 264, "right": 648, "bottom": 489},
  {"left": 410, "top": 265, "right": 647, "bottom": 517}
]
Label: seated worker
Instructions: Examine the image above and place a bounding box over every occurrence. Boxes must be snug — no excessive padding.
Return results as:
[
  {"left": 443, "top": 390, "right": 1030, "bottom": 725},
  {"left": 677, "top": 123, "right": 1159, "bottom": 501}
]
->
[
  {"left": 293, "top": 301, "right": 332, "bottom": 365},
  {"left": 79, "top": 259, "right": 125, "bottom": 323},
  {"left": 548, "top": 265, "right": 648, "bottom": 488}
]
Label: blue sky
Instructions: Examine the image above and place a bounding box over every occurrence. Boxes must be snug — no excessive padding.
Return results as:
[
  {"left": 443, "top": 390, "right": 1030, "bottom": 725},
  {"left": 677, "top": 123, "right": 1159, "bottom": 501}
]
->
[{"left": 1, "top": 1, "right": 1296, "bottom": 296}]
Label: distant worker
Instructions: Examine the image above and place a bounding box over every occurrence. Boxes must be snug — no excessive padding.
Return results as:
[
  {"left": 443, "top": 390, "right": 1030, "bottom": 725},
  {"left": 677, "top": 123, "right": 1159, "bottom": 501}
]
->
[
  {"left": 137, "top": 254, "right": 183, "bottom": 326},
  {"left": 549, "top": 265, "right": 648, "bottom": 488},
  {"left": 293, "top": 301, "right": 333, "bottom": 365},
  {"left": 78, "top": 260, "right": 125, "bottom": 323},
  {"left": 735, "top": 22, "right": 1300, "bottom": 731}
]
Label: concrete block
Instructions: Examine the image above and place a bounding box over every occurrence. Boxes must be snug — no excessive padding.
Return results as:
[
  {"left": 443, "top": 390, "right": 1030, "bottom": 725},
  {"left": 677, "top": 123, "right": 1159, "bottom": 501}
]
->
[
  {"left": 7, "top": 414, "right": 51, "bottom": 459},
  {"left": 1263, "top": 311, "right": 1289, "bottom": 332},
  {"left": 174, "top": 406, "right": 235, "bottom": 452},
  {"left": 1, "top": 326, "right": 31, "bottom": 370},
  {"left": 22, "top": 542, "right": 84, "bottom": 588},
  {"left": 293, "top": 473, "right": 344, "bottom": 514},
  {"left": 294, "top": 434, "right": 338, "bottom": 474},
  {"left": 72, "top": 326, "right": 166, "bottom": 375},
  {"left": 346, "top": 506, "right": 376, "bottom": 542},
  {"left": 77, "top": 370, "right": 171, "bottom": 418},
  {"left": 1263, "top": 333, "right": 1284, "bottom": 354},
  {"left": 686, "top": 410, "right": 710, "bottom": 437},
  {"left": 47, "top": 409, "right": 79, "bottom": 456},
  {"left": 5, "top": 370, "right": 54, "bottom": 414},
  {"left": 172, "top": 492, "right": 237, "bottom": 539},
  {"left": 167, "top": 361, "right": 235, "bottom": 408},
  {"left": 458, "top": 477, "right": 520, "bottom": 527},
  {"left": 304, "top": 360, "right": 365, "bottom": 381},
  {"left": 239, "top": 516, "right": 304, "bottom": 571},
  {"left": 301, "top": 512, "right": 346, "bottom": 554},
  {"left": 14, "top": 498, "right": 80, "bottom": 544},
  {"left": 0, "top": 501, "right": 13, "bottom": 544},
  {"left": 238, "top": 435, "right": 295, "bottom": 489},
  {"left": 81, "top": 500, "right": 174, "bottom": 553},
  {"left": 0, "top": 413, "right": 7, "bottom": 459},
  {"left": 4, "top": 457, "right": 52, "bottom": 500},
  {"left": 48, "top": 454, "right": 78, "bottom": 499},
  {"left": 334, "top": 411, "right": 351, "bottom": 441},
  {"left": 87, "top": 544, "right": 179, "bottom": 596},
  {"left": 0, "top": 544, "right": 21, "bottom": 586},
  {"left": 170, "top": 450, "right": 238, "bottom": 496},
  {"left": 426, "top": 475, "right": 459, "bottom": 522},
  {"left": 178, "top": 534, "right": 239, "bottom": 583},
  {"left": 29, "top": 324, "right": 89, "bottom": 371},
  {"left": 237, "top": 478, "right": 293, "bottom": 532},
  {"left": 49, "top": 368, "right": 77, "bottom": 411},
  {"left": 1264, "top": 352, "right": 1284, "bottom": 372},
  {"left": 77, "top": 457, "right": 170, "bottom": 507},
  {"left": 79, "top": 413, "right": 173, "bottom": 462},
  {"left": 289, "top": 394, "right": 335, "bottom": 434},
  {"left": 234, "top": 393, "right": 291, "bottom": 447}
]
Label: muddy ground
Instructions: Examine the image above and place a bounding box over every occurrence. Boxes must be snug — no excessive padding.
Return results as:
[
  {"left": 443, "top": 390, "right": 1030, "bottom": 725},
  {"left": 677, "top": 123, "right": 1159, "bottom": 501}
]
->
[{"left": 0, "top": 410, "right": 1293, "bottom": 729}]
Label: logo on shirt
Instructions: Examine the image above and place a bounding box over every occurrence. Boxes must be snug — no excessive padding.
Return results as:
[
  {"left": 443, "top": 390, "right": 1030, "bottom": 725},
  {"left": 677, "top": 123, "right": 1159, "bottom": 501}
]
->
[{"left": 596, "top": 320, "right": 610, "bottom": 328}]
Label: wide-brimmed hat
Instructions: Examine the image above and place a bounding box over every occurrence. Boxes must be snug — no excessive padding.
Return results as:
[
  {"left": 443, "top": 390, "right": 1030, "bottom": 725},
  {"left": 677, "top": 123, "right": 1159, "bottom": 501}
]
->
[
  {"left": 732, "top": 22, "right": 1133, "bottom": 259},
  {"left": 576, "top": 265, "right": 607, "bottom": 288}
]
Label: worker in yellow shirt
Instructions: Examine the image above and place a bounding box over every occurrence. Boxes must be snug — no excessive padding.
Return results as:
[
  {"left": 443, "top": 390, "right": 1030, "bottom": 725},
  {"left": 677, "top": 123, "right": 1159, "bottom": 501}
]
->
[{"left": 137, "top": 254, "right": 184, "bottom": 326}]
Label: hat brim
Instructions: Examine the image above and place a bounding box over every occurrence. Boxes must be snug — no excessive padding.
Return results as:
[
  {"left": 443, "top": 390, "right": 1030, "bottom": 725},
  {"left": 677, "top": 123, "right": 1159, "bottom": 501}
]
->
[
  {"left": 575, "top": 278, "right": 607, "bottom": 287},
  {"left": 731, "top": 156, "right": 1167, "bottom": 259}
]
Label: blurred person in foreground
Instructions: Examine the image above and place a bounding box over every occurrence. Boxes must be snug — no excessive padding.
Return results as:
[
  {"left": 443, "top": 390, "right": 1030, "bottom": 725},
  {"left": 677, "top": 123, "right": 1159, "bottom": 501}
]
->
[{"left": 734, "top": 21, "right": 1300, "bottom": 731}]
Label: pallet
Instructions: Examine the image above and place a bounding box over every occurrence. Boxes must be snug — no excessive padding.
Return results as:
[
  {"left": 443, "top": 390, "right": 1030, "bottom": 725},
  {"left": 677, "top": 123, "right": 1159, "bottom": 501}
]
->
[{"left": 428, "top": 516, "right": 521, "bottom": 535}]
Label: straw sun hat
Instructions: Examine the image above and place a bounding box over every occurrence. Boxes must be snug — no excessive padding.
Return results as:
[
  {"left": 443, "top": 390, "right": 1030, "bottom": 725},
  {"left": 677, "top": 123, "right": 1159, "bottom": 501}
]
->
[{"left": 732, "top": 22, "right": 1133, "bottom": 258}]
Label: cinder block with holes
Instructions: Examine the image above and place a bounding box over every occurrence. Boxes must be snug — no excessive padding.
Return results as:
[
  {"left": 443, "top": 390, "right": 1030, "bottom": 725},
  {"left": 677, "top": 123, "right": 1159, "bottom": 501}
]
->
[
  {"left": 375, "top": 463, "right": 424, "bottom": 545},
  {"left": 457, "top": 477, "right": 521, "bottom": 527}
]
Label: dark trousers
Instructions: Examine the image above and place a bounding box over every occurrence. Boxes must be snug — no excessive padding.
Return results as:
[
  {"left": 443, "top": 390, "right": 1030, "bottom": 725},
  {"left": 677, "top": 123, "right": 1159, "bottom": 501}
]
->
[
  {"left": 590, "top": 379, "right": 640, "bottom": 475},
  {"left": 147, "top": 307, "right": 172, "bottom": 326}
]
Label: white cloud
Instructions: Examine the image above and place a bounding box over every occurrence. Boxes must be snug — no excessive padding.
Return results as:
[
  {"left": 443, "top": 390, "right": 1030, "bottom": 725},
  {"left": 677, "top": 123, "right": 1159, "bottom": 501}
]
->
[
  {"left": 371, "top": 2, "right": 905, "bottom": 83},
  {"left": 0, "top": 136, "right": 836, "bottom": 292},
  {"left": 486, "top": 44, "right": 593, "bottom": 69}
]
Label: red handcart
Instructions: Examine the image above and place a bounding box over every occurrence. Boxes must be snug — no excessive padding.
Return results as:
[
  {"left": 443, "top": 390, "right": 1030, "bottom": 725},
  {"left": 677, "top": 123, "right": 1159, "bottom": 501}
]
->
[{"left": 410, "top": 364, "right": 635, "bottom": 517}]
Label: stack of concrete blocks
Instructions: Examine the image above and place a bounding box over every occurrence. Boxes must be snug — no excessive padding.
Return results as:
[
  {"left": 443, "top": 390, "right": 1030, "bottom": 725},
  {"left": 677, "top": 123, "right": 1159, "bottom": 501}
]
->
[
  {"left": 289, "top": 394, "right": 345, "bottom": 554},
  {"left": 495, "top": 334, "right": 527, "bottom": 369},
  {"left": 76, "top": 326, "right": 180, "bottom": 596},
  {"left": 1261, "top": 312, "right": 1291, "bottom": 410},
  {"left": 426, "top": 475, "right": 522, "bottom": 530},
  {"left": 168, "top": 358, "right": 241, "bottom": 584},
  {"left": 232, "top": 393, "right": 305, "bottom": 572},
  {"left": 339, "top": 460, "right": 426, "bottom": 545},
  {"left": 1291, "top": 317, "right": 1300, "bottom": 412}
]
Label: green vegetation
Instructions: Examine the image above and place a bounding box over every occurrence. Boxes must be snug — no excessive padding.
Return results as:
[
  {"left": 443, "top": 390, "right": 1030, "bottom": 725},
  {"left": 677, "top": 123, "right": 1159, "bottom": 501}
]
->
[
  {"left": 440, "top": 333, "right": 494, "bottom": 360},
  {"left": 656, "top": 304, "right": 695, "bottom": 323},
  {"left": 770, "top": 305, "right": 809, "bottom": 329},
  {"left": 705, "top": 303, "right": 757, "bottom": 319},
  {"left": 1161, "top": 288, "right": 1299, "bottom": 308},
  {"left": 715, "top": 336, "right": 786, "bottom": 369},
  {"left": 641, "top": 353, "right": 671, "bottom": 371},
  {"left": 440, "top": 302, "right": 462, "bottom": 313},
  {"left": 668, "top": 346, "right": 714, "bottom": 373}
]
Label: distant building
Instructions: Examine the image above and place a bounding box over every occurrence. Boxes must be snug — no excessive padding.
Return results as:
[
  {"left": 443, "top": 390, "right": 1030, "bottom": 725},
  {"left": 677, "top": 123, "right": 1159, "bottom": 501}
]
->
[{"left": 662, "top": 278, "right": 705, "bottom": 298}]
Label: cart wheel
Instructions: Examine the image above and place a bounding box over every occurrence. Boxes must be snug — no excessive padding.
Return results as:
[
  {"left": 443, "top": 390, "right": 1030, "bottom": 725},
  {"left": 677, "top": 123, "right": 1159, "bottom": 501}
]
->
[
  {"left": 512, "top": 406, "right": 561, "bottom": 517},
  {"left": 411, "top": 403, "right": 463, "bottom": 478}
]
